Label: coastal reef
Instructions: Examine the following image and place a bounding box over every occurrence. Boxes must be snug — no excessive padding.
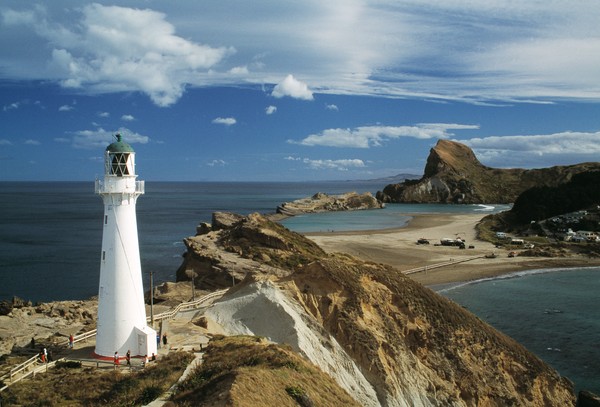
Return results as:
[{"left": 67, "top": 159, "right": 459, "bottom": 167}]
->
[
  {"left": 276, "top": 191, "right": 383, "bottom": 216},
  {"left": 376, "top": 139, "right": 600, "bottom": 204},
  {"left": 177, "top": 211, "right": 576, "bottom": 406}
]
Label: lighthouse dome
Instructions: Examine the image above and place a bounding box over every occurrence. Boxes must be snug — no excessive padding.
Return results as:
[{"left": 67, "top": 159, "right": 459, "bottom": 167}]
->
[{"left": 106, "top": 133, "right": 134, "bottom": 153}]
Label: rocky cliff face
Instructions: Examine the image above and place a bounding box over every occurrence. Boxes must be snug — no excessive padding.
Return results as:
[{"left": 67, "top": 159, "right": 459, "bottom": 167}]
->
[
  {"left": 178, "top": 212, "right": 575, "bottom": 406},
  {"left": 376, "top": 139, "right": 600, "bottom": 204}
]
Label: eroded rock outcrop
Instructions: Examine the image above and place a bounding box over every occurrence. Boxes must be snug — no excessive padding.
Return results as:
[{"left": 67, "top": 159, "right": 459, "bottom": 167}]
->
[
  {"left": 178, "top": 212, "right": 576, "bottom": 406},
  {"left": 376, "top": 139, "right": 600, "bottom": 204},
  {"left": 0, "top": 299, "right": 97, "bottom": 356},
  {"left": 277, "top": 191, "right": 383, "bottom": 216}
]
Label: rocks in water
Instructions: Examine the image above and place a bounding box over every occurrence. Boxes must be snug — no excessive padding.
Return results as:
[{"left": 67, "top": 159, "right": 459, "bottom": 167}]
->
[
  {"left": 276, "top": 191, "right": 383, "bottom": 216},
  {"left": 577, "top": 390, "right": 600, "bottom": 407}
]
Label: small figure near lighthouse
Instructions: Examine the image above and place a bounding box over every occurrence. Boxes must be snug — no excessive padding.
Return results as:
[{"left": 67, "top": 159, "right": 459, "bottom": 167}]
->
[{"left": 94, "top": 134, "right": 157, "bottom": 359}]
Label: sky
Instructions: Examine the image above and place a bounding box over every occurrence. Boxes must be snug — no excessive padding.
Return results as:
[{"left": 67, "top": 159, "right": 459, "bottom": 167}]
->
[{"left": 1, "top": 1, "right": 599, "bottom": 182}]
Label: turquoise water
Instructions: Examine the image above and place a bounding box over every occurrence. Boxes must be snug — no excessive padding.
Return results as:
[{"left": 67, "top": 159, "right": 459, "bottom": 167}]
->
[
  {"left": 441, "top": 267, "right": 600, "bottom": 394},
  {"left": 281, "top": 203, "right": 510, "bottom": 232}
]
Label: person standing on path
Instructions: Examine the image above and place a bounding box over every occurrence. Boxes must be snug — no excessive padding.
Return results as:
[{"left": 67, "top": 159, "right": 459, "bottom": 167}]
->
[
  {"left": 162, "top": 333, "right": 168, "bottom": 347},
  {"left": 69, "top": 334, "right": 74, "bottom": 349},
  {"left": 113, "top": 351, "right": 119, "bottom": 369},
  {"left": 125, "top": 350, "right": 131, "bottom": 367}
]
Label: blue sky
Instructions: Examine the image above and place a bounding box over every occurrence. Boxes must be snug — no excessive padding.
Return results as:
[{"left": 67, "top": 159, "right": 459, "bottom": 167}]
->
[{"left": 1, "top": 1, "right": 599, "bottom": 182}]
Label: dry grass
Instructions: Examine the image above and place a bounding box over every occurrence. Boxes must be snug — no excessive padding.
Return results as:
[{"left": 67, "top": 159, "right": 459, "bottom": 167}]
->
[
  {"left": 172, "top": 335, "right": 360, "bottom": 407},
  {"left": 1, "top": 352, "right": 194, "bottom": 406}
]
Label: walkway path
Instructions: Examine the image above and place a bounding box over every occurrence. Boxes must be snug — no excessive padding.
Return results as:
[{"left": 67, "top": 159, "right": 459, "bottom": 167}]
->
[{"left": 0, "top": 290, "right": 227, "bottom": 396}]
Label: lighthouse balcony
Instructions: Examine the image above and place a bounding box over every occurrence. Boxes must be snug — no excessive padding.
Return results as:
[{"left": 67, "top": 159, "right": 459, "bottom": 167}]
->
[{"left": 96, "top": 179, "right": 145, "bottom": 195}]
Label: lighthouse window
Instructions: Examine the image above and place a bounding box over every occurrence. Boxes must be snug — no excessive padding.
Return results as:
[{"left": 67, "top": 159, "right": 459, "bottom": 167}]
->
[
  {"left": 110, "top": 152, "right": 131, "bottom": 176},
  {"left": 104, "top": 215, "right": 108, "bottom": 225},
  {"left": 102, "top": 251, "right": 106, "bottom": 260}
]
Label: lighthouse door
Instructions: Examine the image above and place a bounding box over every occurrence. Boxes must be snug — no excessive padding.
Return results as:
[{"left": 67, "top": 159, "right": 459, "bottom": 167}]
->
[{"left": 137, "top": 333, "right": 147, "bottom": 356}]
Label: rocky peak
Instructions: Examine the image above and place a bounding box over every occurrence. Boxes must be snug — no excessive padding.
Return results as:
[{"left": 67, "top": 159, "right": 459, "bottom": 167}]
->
[
  {"left": 377, "top": 139, "right": 600, "bottom": 204},
  {"left": 423, "top": 139, "right": 484, "bottom": 178}
]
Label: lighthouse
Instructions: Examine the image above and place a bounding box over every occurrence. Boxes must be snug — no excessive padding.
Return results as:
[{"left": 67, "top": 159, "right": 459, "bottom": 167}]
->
[{"left": 94, "top": 134, "right": 157, "bottom": 359}]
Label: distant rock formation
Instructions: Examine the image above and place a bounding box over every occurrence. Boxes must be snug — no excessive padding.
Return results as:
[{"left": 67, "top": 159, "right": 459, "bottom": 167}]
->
[
  {"left": 177, "top": 211, "right": 576, "bottom": 406},
  {"left": 276, "top": 191, "right": 383, "bottom": 216},
  {"left": 376, "top": 139, "right": 600, "bottom": 204}
]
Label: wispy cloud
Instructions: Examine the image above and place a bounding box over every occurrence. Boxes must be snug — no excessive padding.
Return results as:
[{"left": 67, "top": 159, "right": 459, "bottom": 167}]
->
[
  {"left": 0, "top": 139, "right": 13, "bottom": 145},
  {"left": 271, "top": 75, "right": 313, "bottom": 100},
  {"left": 463, "top": 131, "right": 600, "bottom": 168},
  {"left": 58, "top": 104, "right": 74, "bottom": 112},
  {"left": 212, "top": 117, "right": 237, "bottom": 126},
  {"left": 284, "top": 155, "right": 366, "bottom": 171},
  {"left": 3, "top": 101, "right": 21, "bottom": 111},
  {"left": 207, "top": 159, "right": 227, "bottom": 167},
  {"left": 24, "top": 139, "right": 41, "bottom": 145},
  {"left": 265, "top": 105, "right": 277, "bottom": 115},
  {"left": 302, "top": 158, "right": 365, "bottom": 171},
  {"left": 292, "top": 123, "right": 479, "bottom": 148},
  {"left": 71, "top": 127, "right": 149, "bottom": 149},
  {"left": 121, "top": 114, "right": 135, "bottom": 121},
  {"left": 325, "top": 104, "right": 338, "bottom": 111},
  {"left": 97, "top": 112, "right": 110, "bottom": 118},
  {"left": 1, "top": 2, "right": 599, "bottom": 103}
]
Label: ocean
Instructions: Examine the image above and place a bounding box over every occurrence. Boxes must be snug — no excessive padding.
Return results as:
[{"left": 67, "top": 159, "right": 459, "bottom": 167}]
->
[
  {"left": 0, "top": 181, "right": 597, "bottom": 393},
  {"left": 439, "top": 267, "right": 600, "bottom": 395}
]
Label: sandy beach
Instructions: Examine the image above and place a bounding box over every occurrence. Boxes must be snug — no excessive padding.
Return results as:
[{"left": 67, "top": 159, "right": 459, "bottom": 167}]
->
[{"left": 305, "top": 213, "right": 600, "bottom": 287}]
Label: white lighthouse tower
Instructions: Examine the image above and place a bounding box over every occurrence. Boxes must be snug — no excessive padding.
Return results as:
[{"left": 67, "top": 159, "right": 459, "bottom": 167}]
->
[{"left": 94, "top": 134, "right": 157, "bottom": 359}]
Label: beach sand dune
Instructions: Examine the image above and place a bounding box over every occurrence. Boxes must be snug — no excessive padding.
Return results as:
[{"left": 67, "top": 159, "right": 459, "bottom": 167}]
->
[{"left": 306, "top": 213, "right": 599, "bottom": 286}]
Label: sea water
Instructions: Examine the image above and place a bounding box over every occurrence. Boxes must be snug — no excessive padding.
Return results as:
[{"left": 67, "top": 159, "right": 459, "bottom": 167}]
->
[
  {"left": 440, "top": 267, "right": 600, "bottom": 394},
  {"left": 1, "top": 181, "right": 595, "bottom": 393},
  {"left": 0, "top": 181, "right": 504, "bottom": 303}
]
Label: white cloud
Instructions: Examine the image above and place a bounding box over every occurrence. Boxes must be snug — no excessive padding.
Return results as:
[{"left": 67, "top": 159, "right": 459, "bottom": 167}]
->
[
  {"left": 3, "top": 4, "right": 234, "bottom": 107},
  {"left": 121, "top": 114, "right": 135, "bottom": 121},
  {"left": 212, "top": 117, "right": 236, "bottom": 126},
  {"left": 207, "top": 159, "right": 227, "bottom": 167},
  {"left": 71, "top": 127, "right": 149, "bottom": 150},
  {"left": 265, "top": 105, "right": 277, "bottom": 115},
  {"left": 302, "top": 158, "right": 365, "bottom": 171},
  {"left": 271, "top": 75, "right": 314, "bottom": 100},
  {"left": 0, "top": 139, "right": 13, "bottom": 145},
  {"left": 3, "top": 102, "right": 21, "bottom": 111},
  {"left": 2, "top": 2, "right": 600, "bottom": 103},
  {"left": 325, "top": 104, "right": 338, "bottom": 111},
  {"left": 97, "top": 112, "right": 110, "bottom": 118},
  {"left": 462, "top": 131, "right": 600, "bottom": 168},
  {"left": 58, "top": 104, "right": 73, "bottom": 112},
  {"left": 24, "top": 139, "right": 41, "bottom": 145},
  {"left": 229, "top": 66, "right": 249, "bottom": 75},
  {"left": 292, "top": 123, "right": 479, "bottom": 148}
]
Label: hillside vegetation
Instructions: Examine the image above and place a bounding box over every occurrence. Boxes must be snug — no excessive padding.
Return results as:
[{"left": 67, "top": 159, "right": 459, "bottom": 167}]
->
[
  {"left": 176, "top": 212, "right": 576, "bottom": 406},
  {"left": 172, "top": 335, "right": 360, "bottom": 406},
  {"left": 511, "top": 171, "right": 600, "bottom": 223}
]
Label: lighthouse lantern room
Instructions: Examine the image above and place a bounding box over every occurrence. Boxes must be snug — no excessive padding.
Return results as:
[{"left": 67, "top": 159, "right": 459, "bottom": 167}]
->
[{"left": 94, "top": 134, "right": 157, "bottom": 359}]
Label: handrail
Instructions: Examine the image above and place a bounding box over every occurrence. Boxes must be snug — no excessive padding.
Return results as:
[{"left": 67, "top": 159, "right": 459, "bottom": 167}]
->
[
  {"left": 402, "top": 255, "right": 484, "bottom": 275},
  {"left": 0, "top": 288, "right": 227, "bottom": 391},
  {"left": 150, "top": 289, "right": 228, "bottom": 322}
]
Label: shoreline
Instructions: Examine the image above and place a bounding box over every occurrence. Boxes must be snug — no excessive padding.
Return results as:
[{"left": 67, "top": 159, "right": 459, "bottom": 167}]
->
[{"left": 304, "top": 212, "right": 600, "bottom": 286}]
